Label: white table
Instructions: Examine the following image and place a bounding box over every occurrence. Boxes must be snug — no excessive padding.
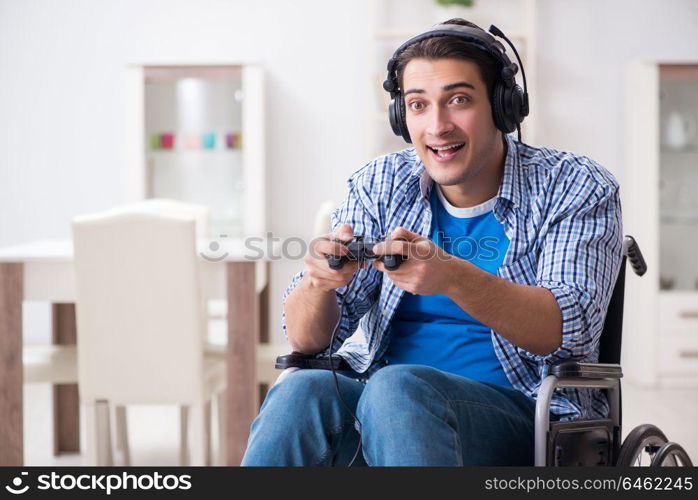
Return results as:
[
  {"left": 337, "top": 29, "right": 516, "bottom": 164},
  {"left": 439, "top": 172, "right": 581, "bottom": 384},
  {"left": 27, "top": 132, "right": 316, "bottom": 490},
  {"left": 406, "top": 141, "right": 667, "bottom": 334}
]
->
[{"left": 0, "top": 238, "right": 273, "bottom": 466}]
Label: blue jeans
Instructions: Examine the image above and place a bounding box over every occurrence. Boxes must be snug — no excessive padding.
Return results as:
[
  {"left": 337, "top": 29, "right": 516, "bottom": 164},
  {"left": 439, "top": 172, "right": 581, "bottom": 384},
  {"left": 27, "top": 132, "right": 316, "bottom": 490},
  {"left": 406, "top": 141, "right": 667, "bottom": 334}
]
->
[{"left": 241, "top": 364, "right": 543, "bottom": 466}]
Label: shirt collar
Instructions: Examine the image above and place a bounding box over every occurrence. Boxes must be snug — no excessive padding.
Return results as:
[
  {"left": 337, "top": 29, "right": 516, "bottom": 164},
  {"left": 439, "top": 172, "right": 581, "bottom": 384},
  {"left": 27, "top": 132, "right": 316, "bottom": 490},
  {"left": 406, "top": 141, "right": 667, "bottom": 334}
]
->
[
  {"left": 410, "top": 133, "right": 526, "bottom": 210},
  {"left": 497, "top": 133, "right": 527, "bottom": 210}
]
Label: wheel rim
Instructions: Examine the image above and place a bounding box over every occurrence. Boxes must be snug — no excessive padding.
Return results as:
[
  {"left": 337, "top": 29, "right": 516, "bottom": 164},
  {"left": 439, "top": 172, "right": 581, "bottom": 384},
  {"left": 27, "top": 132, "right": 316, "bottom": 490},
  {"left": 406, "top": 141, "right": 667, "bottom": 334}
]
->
[
  {"left": 628, "top": 435, "right": 666, "bottom": 466},
  {"left": 651, "top": 442, "right": 693, "bottom": 467},
  {"left": 617, "top": 424, "right": 669, "bottom": 466}
]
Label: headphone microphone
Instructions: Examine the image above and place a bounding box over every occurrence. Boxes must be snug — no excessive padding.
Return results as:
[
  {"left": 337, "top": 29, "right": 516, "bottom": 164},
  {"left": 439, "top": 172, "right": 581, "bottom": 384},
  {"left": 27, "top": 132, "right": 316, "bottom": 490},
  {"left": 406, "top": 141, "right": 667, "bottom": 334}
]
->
[{"left": 488, "top": 24, "right": 529, "bottom": 119}]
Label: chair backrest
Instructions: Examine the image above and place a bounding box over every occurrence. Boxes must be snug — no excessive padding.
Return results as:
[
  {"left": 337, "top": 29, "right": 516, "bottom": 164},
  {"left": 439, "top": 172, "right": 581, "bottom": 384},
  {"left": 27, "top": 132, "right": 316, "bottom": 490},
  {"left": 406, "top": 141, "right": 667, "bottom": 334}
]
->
[
  {"left": 598, "top": 236, "right": 647, "bottom": 364},
  {"left": 106, "top": 198, "right": 210, "bottom": 239},
  {"left": 598, "top": 258, "right": 626, "bottom": 364},
  {"left": 312, "top": 200, "right": 336, "bottom": 238},
  {"left": 72, "top": 207, "right": 208, "bottom": 406}
]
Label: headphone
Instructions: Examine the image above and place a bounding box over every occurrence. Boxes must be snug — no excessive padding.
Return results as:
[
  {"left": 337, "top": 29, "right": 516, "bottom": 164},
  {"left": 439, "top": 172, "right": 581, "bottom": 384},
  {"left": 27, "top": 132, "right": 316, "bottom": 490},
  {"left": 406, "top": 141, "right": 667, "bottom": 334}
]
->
[{"left": 383, "top": 23, "right": 529, "bottom": 143}]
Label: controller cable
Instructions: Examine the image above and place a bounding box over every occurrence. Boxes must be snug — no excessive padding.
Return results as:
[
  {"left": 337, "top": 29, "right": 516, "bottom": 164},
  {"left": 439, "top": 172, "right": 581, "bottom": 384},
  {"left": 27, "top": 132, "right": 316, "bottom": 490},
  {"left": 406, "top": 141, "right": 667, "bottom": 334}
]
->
[{"left": 327, "top": 251, "right": 365, "bottom": 467}]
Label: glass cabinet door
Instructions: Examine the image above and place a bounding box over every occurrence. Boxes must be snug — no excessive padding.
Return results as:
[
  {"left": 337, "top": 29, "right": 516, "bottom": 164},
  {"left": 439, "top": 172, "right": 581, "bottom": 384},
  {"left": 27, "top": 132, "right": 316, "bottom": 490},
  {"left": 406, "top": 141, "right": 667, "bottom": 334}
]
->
[
  {"left": 144, "top": 66, "right": 245, "bottom": 238},
  {"left": 658, "top": 64, "right": 698, "bottom": 291}
]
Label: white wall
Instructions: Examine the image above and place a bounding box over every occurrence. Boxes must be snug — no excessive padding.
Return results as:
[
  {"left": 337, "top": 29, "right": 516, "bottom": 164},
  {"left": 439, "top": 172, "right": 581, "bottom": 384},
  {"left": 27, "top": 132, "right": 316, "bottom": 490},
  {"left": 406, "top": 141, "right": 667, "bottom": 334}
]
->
[{"left": 2, "top": 0, "right": 698, "bottom": 344}]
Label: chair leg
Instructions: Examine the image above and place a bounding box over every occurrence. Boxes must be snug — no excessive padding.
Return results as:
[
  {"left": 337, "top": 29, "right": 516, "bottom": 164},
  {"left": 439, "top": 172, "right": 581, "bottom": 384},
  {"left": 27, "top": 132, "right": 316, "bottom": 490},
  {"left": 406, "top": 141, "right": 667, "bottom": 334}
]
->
[
  {"left": 85, "top": 400, "right": 113, "bottom": 466},
  {"left": 97, "top": 400, "right": 114, "bottom": 466},
  {"left": 204, "top": 401, "right": 212, "bottom": 466},
  {"left": 216, "top": 391, "right": 227, "bottom": 466},
  {"left": 179, "top": 406, "right": 189, "bottom": 466},
  {"left": 187, "top": 403, "right": 212, "bottom": 466},
  {"left": 115, "top": 406, "right": 131, "bottom": 466},
  {"left": 84, "top": 403, "right": 98, "bottom": 465}
]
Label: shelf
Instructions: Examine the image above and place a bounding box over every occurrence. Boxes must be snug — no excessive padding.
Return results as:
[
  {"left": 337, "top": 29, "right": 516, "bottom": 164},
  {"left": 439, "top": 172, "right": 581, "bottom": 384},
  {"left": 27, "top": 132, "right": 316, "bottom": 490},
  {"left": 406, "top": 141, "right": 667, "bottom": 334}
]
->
[
  {"left": 658, "top": 290, "right": 698, "bottom": 297},
  {"left": 148, "top": 149, "right": 242, "bottom": 154},
  {"left": 660, "top": 64, "right": 698, "bottom": 81},
  {"left": 661, "top": 146, "right": 698, "bottom": 154},
  {"left": 660, "top": 213, "right": 698, "bottom": 224}
]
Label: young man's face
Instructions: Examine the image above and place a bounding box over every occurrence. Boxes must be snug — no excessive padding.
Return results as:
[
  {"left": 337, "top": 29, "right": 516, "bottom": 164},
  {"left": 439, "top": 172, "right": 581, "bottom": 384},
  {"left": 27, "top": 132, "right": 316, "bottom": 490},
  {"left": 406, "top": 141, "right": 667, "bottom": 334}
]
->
[{"left": 402, "top": 57, "right": 503, "bottom": 188}]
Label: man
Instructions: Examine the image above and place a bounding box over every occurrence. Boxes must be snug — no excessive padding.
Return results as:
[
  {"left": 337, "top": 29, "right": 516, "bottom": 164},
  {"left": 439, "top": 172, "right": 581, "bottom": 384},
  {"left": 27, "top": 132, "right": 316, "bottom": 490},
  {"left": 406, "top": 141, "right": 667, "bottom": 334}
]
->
[{"left": 242, "top": 19, "right": 622, "bottom": 466}]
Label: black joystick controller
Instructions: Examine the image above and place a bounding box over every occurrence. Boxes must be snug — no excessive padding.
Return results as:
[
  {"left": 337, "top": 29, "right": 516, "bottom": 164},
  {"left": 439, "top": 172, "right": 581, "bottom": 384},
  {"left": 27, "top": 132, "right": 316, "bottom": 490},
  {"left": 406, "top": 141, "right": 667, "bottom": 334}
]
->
[{"left": 326, "top": 239, "right": 405, "bottom": 271}]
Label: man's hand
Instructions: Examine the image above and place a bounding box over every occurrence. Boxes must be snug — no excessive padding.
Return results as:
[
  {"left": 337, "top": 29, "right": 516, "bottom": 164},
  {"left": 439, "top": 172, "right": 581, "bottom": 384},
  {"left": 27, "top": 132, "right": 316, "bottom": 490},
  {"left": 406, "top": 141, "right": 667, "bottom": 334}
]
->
[
  {"left": 285, "top": 224, "right": 361, "bottom": 354},
  {"left": 303, "top": 223, "right": 362, "bottom": 292},
  {"left": 372, "top": 227, "right": 457, "bottom": 295}
]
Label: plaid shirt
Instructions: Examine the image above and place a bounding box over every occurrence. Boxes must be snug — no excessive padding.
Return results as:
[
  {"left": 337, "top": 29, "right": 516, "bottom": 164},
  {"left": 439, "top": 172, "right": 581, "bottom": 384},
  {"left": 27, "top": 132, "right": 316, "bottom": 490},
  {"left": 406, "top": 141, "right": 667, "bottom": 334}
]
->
[{"left": 282, "top": 133, "right": 623, "bottom": 422}]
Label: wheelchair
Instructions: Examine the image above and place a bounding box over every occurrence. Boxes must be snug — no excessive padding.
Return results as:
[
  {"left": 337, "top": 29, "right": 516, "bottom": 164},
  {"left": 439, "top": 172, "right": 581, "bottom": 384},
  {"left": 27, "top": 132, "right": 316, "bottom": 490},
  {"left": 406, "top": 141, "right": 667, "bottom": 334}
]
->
[{"left": 275, "top": 236, "right": 694, "bottom": 466}]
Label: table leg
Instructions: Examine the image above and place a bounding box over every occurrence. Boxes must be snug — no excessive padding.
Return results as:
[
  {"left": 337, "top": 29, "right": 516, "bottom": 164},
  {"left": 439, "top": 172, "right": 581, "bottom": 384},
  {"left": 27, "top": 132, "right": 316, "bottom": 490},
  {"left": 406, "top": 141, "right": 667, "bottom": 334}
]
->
[
  {"left": 0, "top": 263, "right": 24, "bottom": 466},
  {"left": 259, "top": 262, "right": 270, "bottom": 344},
  {"left": 225, "top": 262, "right": 258, "bottom": 466},
  {"left": 52, "top": 303, "right": 80, "bottom": 455}
]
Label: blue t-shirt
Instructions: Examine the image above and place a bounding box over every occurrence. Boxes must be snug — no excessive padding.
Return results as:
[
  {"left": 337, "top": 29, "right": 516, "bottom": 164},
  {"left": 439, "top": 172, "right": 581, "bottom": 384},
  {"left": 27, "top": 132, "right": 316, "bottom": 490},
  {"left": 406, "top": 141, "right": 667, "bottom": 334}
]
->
[{"left": 384, "top": 186, "right": 513, "bottom": 388}]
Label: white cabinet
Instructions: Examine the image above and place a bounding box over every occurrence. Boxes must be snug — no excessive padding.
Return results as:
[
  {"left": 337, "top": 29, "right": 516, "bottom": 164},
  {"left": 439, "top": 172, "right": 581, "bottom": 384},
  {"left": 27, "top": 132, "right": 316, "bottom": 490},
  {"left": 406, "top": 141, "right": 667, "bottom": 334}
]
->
[
  {"left": 124, "top": 64, "right": 265, "bottom": 239},
  {"left": 366, "top": 0, "right": 538, "bottom": 158},
  {"left": 624, "top": 61, "right": 698, "bottom": 387}
]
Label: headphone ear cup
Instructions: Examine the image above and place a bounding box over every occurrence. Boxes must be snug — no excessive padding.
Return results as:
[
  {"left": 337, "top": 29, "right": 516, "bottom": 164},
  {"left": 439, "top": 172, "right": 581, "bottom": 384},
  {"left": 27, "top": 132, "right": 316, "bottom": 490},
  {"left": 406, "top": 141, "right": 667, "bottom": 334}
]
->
[
  {"left": 388, "top": 97, "right": 402, "bottom": 137},
  {"left": 397, "top": 96, "right": 411, "bottom": 143},
  {"left": 510, "top": 84, "right": 525, "bottom": 125},
  {"left": 389, "top": 93, "right": 411, "bottom": 143},
  {"left": 492, "top": 83, "right": 510, "bottom": 133},
  {"left": 494, "top": 82, "right": 526, "bottom": 134}
]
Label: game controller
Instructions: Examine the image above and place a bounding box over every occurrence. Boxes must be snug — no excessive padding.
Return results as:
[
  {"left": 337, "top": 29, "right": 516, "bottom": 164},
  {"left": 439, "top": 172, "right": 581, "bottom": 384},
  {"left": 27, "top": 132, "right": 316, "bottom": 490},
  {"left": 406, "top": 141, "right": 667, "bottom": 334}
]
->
[{"left": 326, "top": 239, "right": 405, "bottom": 271}]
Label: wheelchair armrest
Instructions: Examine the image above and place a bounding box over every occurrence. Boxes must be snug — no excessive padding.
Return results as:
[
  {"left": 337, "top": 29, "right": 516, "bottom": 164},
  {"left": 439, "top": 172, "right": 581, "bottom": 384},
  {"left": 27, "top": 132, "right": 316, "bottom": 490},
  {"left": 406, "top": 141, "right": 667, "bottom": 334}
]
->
[
  {"left": 275, "top": 351, "right": 350, "bottom": 371},
  {"left": 550, "top": 361, "right": 623, "bottom": 379},
  {"left": 535, "top": 363, "right": 623, "bottom": 466}
]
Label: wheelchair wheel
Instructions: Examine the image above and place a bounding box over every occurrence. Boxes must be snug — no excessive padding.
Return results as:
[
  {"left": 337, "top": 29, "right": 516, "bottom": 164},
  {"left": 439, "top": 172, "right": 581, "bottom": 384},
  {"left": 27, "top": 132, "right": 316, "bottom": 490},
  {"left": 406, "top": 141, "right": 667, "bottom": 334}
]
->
[
  {"left": 650, "top": 442, "right": 693, "bottom": 466},
  {"left": 616, "top": 424, "right": 673, "bottom": 466}
]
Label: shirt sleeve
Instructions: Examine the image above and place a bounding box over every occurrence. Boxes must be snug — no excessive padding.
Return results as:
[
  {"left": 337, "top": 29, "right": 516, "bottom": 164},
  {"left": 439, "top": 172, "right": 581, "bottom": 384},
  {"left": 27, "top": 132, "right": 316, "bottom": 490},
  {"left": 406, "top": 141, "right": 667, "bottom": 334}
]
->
[
  {"left": 280, "top": 168, "right": 384, "bottom": 351},
  {"left": 516, "top": 174, "right": 623, "bottom": 365}
]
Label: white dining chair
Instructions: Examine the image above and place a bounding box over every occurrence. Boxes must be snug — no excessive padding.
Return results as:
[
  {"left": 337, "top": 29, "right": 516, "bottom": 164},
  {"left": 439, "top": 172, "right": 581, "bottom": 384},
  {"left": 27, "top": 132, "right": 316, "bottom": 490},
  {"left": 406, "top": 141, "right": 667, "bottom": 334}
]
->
[
  {"left": 105, "top": 199, "right": 210, "bottom": 239},
  {"left": 19, "top": 199, "right": 211, "bottom": 462},
  {"left": 72, "top": 206, "right": 224, "bottom": 466},
  {"left": 312, "top": 199, "right": 336, "bottom": 238}
]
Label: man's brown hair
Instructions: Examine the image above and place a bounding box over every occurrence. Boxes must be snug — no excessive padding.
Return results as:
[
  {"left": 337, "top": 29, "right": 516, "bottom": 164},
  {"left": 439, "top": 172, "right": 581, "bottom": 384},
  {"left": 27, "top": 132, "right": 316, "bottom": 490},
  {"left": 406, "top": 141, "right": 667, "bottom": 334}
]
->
[{"left": 394, "top": 18, "right": 502, "bottom": 105}]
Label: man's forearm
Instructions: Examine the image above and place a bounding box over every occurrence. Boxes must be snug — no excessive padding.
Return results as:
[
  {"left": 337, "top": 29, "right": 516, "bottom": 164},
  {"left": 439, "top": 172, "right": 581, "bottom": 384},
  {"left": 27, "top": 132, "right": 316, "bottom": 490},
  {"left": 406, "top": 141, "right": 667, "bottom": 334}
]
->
[
  {"left": 284, "top": 275, "right": 340, "bottom": 354},
  {"left": 444, "top": 259, "right": 562, "bottom": 356}
]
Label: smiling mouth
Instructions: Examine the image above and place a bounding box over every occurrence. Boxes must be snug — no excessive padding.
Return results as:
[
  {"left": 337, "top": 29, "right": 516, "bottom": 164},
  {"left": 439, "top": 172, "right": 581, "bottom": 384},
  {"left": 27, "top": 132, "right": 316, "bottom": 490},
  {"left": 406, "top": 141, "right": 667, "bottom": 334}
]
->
[{"left": 427, "top": 143, "right": 465, "bottom": 161}]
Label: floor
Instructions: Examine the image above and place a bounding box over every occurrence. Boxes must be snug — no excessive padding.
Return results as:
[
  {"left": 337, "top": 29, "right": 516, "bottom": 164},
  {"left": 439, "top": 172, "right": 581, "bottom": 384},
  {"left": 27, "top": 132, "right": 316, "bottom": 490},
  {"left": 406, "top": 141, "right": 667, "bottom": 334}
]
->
[
  {"left": 23, "top": 380, "right": 698, "bottom": 466},
  {"left": 24, "top": 384, "right": 225, "bottom": 466}
]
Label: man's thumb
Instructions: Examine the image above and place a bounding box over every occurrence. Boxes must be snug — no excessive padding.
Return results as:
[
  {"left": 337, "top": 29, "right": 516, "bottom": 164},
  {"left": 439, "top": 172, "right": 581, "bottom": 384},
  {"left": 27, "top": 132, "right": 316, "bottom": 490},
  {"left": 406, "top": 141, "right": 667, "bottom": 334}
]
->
[{"left": 335, "top": 223, "right": 354, "bottom": 242}]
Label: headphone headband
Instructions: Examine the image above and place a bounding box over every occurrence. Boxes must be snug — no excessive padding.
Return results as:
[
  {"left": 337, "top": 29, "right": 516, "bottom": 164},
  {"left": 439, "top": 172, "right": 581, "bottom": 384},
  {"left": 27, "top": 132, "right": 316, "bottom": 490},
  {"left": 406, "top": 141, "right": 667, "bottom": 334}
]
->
[{"left": 385, "top": 24, "right": 509, "bottom": 84}]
